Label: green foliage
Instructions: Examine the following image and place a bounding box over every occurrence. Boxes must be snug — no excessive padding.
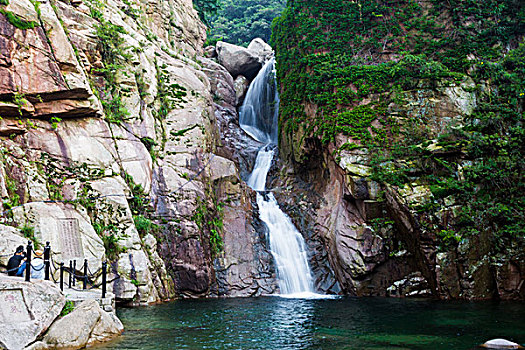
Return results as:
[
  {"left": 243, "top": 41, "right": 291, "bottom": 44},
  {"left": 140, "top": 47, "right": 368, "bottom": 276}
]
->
[
  {"left": 94, "top": 221, "right": 125, "bottom": 260},
  {"left": 0, "top": 0, "right": 9, "bottom": 5},
  {"left": 13, "top": 92, "right": 29, "bottom": 116},
  {"left": 60, "top": 300, "right": 75, "bottom": 317},
  {"left": 0, "top": 9, "right": 39, "bottom": 29},
  {"left": 140, "top": 137, "right": 157, "bottom": 162},
  {"left": 153, "top": 60, "right": 187, "bottom": 121},
  {"left": 272, "top": 0, "right": 525, "bottom": 257},
  {"left": 133, "top": 214, "right": 161, "bottom": 238},
  {"left": 50, "top": 116, "right": 62, "bottom": 130},
  {"left": 92, "top": 14, "right": 131, "bottom": 124},
  {"left": 206, "top": 0, "right": 286, "bottom": 46},
  {"left": 192, "top": 197, "right": 224, "bottom": 256},
  {"left": 194, "top": 0, "right": 221, "bottom": 26},
  {"left": 21, "top": 225, "right": 40, "bottom": 249},
  {"left": 130, "top": 278, "right": 140, "bottom": 287},
  {"left": 121, "top": 0, "right": 142, "bottom": 20}
]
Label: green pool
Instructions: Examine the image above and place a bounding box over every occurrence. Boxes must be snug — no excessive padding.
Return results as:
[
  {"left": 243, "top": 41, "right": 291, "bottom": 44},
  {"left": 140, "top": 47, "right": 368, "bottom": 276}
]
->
[{"left": 95, "top": 296, "right": 524, "bottom": 349}]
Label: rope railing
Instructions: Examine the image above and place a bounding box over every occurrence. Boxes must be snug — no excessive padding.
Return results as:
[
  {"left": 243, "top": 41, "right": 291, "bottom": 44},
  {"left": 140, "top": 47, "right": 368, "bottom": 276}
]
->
[{"left": 2, "top": 241, "right": 111, "bottom": 298}]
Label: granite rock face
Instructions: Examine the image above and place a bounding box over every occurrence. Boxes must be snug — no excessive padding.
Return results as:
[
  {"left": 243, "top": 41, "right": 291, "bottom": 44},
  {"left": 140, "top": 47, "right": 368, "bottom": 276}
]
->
[
  {"left": 0, "top": 277, "right": 65, "bottom": 350},
  {"left": 11, "top": 203, "right": 105, "bottom": 273},
  {"left": 272, "top": 76, "right": 523, "bottom": 299},
  {"left": 0, "top": 225, "right": 27, "bottom": 268},
  {"left": 0, "top": 0, "right": 279, "bottom": 303},
  {"left": 41, "top": 299, "right": 123, "bottom": 349}
]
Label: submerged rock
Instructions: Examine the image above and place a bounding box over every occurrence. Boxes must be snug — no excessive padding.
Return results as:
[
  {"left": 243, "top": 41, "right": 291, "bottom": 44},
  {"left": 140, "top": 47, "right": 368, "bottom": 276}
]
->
[{"left": 481, "top": 339, "right": 522, "bottom": 349}]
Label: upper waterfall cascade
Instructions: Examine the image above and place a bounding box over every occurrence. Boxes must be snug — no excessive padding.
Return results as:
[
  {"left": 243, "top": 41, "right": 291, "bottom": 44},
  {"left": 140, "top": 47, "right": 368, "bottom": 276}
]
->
[
  {"left": 241, "top": 58, "right": 318, "bottom": 296},
  {"left": 240, "top": 58, "right": 280, "bottom": 144}
]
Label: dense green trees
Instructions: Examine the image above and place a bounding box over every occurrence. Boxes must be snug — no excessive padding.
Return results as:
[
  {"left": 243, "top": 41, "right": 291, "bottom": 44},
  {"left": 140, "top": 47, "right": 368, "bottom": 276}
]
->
[
  {"left": 194, "top": 0, "right": 221, "bottom": 26},
  {"left": 204, "top": 0, "right": 286, "bottom": 47}
]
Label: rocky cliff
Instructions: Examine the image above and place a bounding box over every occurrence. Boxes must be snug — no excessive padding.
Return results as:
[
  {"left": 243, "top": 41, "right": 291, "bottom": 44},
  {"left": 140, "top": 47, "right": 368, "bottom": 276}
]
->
[
  {"left": 0, "top": 0, "right": 276, "bottom": 303},
  {"left": 272, "top": 0, "right": 524, "bottom": 299}
]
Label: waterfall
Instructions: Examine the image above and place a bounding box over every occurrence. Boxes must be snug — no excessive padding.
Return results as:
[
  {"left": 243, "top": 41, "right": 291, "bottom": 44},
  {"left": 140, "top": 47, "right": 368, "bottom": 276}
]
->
[
  {"left": 240, "top": 59, "right": 280, "bottom": 144},
  {"left": 241, "top": 58, "right": 316, "bottom": 296}
]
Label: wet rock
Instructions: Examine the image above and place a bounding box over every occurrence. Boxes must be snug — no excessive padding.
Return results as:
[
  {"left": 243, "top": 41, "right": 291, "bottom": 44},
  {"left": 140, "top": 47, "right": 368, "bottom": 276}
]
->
[
  {"left": 386, "top": 272, "right": 432, "bottom": 297},
  {"left": 216, "top": 41, "right": 262, "bottom": 80},
  {"left": 213, "top": 103, "right": 264, "bottom": 180},
  {"left": 481, "top": 339, "right": 522, "bottom": 349},
  {"left": 0, "top": 277, "right": 65, "bottom": 350},
  {"left": 234, "top": 75, "right": 250, "bottom": 106}
]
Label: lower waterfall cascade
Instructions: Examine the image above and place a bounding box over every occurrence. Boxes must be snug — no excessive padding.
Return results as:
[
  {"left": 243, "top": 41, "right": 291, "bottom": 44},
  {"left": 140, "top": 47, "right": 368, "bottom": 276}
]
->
[{"left": 241, "top": 58, "right": 322, "bottom": 297}]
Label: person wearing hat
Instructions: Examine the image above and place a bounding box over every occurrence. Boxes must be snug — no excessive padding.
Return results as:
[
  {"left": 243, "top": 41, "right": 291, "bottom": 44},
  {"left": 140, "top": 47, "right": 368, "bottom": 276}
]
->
[
  {"left": 7, "top": 246, "right": 26, "bottom": 276},
  {"left": 31, "top": 250, "right": 45, "bottom": 280}
]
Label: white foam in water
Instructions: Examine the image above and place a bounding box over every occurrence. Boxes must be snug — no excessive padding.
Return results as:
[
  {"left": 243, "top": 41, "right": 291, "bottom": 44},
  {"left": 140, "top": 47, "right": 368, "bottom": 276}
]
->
[
  {"left": 243, "top": 58, "right": 327, "bottom": 298},
  {"left": 276, "top": 292, "right": 339, "bottom": 300}
]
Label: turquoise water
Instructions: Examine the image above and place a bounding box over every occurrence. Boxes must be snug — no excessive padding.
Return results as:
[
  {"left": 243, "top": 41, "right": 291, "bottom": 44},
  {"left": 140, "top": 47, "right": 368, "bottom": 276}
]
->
[{"left": 96, "top": 297, "right": 524, "bottom": 350}]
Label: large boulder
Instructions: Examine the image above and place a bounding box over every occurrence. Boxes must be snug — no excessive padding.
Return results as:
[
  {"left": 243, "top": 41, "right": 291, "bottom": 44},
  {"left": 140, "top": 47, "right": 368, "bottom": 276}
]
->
[
  {"left": 216, "top": 41, "right": 262, "bottom": 80},
  {"left": 247, "top": 38, "right": 274, "bottom": 63},
  {"left": 0, "top": 277, "right": 65, "bottom": 350},
  {"left": 41, "top": 299, "right": 123, "bottom": 349}
]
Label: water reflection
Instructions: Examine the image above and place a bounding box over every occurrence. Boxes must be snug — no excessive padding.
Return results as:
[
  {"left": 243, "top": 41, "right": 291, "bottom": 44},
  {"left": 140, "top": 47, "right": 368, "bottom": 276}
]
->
[
  {"left": 267, "top": 298, "right": 316, "bottom": 349},
  {"left": 95, "top": 297, "right": 525, "bottom": 350}
]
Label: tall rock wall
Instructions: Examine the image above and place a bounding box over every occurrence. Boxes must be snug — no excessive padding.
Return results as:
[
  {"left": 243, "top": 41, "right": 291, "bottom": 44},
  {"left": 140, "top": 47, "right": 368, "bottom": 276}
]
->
[
  {"left": 0, "top": 0, "right": 275, "bottom": 302},
  {"left": 272, "top": 0, "right": 525, "bottom": 300}
]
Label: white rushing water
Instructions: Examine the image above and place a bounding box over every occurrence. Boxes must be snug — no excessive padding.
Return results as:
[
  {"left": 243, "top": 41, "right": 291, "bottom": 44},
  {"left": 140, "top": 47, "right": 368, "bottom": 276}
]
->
[{"left": 241, "top": 58, "right": 318, "bottom": 297}]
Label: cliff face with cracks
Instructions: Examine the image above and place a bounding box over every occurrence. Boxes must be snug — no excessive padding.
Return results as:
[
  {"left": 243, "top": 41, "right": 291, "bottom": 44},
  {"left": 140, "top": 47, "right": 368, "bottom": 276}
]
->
[
  {"left": 0, "top": 0, "right": 276, "bottom": 303},
  {"left": 272, "top": 0, "right": 525, "bottom": 300}
]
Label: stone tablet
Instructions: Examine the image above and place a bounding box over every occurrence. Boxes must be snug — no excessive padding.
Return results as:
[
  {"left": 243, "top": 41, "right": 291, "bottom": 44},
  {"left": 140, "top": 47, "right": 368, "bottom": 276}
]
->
[
  {"left": 58, "top": 218, "right": 84, "bottom": 259},
  {"left": 0, "top": 289, "right": 32, "bottom": 323}
]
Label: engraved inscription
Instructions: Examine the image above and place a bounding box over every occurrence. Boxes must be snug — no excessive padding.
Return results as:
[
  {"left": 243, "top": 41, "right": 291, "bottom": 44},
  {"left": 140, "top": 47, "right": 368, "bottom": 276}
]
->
[
  {"left": 58, "top": 218, "right": 84, "bottom": 259},
  {"left": 0, "top": 290, "right": 32, "bottom": 323}
]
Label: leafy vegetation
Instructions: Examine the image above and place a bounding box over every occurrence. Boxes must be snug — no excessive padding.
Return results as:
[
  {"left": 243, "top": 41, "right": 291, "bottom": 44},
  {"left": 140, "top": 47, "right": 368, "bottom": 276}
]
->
[
  {"left": 0, "top": 9, "right": 39, "bottom": 29},
  {"left": 272, "top": 0, "right": 524, "bottom": 256},
  {"left": 134, "top": 214, "right": 161, "bottom": 238},
  {"left": 60, "top": 300, "right": 75, "bottom": 317},
  {"left": 94, "top": 19, "right": 131, "bottom": 124},
  {"left": 194, "top": 0, "right": 221, "bottom": 26},
  {"left": 192, "top": 197, "right": 224, "bottom": 256},
  {"left": 206, "top": 0, "right": 286, "bottom": 47},
  {"left": 21, "top": 225, "right": 40, "bottom": 249}
]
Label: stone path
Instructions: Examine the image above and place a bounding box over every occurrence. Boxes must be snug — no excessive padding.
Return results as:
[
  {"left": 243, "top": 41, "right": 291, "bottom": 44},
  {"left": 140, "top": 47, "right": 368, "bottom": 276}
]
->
[{"left": 60, "top": 287, "right": 115, "bottom": 313}]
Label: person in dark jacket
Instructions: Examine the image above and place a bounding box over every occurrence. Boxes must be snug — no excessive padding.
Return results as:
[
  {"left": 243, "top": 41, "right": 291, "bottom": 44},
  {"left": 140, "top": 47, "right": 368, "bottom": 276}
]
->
[{"left": 7, "top": 246, "right": 26, "bottom": 276}]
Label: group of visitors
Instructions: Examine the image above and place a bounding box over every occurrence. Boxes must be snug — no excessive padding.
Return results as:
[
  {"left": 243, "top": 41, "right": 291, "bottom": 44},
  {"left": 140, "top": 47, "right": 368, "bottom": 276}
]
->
[{"left": 5, "top": 245, "right": 44, "bottom": 279}]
